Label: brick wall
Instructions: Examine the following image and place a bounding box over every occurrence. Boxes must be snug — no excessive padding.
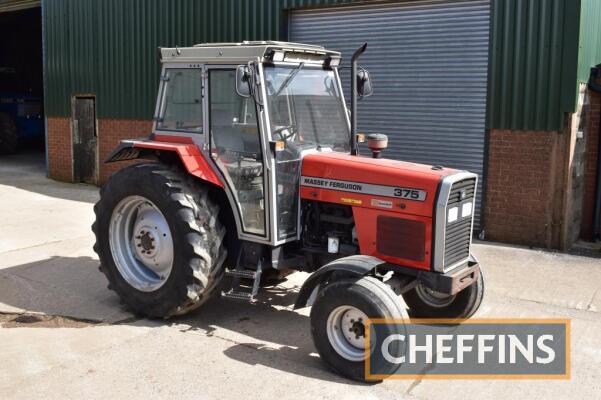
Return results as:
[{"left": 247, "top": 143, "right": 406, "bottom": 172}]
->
[
  {"left": 47, "top": 117, "right": 153, "bottom": 185},
  {"left": 97, "top": 119, "right": 153, "bottom": 184},
  {"left": 47, "top": 117, "right": 72, "bottom": 182},
  {"left": 580, "top": 88, "right": 601, "bottom": 240},
  {"left": 485, "top": 130, "right": 567, "bottom": 248}
]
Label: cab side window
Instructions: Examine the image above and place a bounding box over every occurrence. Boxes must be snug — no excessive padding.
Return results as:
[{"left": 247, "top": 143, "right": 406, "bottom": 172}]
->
[{"left": 157, "top": 69, "right": 203, "bottom": 133}]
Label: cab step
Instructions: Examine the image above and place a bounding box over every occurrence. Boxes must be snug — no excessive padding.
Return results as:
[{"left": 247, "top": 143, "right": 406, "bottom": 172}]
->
[
  {"left": 221, "top": 290, "right": 254, "bottom": 301},
  {"left": 221, "top": 258, "right": 263, "bottom": 303},
  {"left": 225, "top": 269, "right": 258, "bottom": 279}
]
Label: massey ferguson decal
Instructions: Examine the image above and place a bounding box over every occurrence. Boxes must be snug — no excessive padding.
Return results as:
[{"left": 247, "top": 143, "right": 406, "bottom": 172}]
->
[{"left": 301, "top": 176, "right": 427, "bottom": 202}]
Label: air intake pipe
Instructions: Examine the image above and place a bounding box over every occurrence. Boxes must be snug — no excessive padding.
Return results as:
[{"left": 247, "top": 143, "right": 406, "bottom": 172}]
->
[{"left": 367, "top": 133, "right": 388, "bottom": 158}]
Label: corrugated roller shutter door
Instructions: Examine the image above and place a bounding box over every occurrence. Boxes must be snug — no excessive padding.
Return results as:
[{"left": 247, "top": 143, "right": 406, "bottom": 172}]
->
[{"left": 290, "top": 0, "right": 490, "bottom": 227}]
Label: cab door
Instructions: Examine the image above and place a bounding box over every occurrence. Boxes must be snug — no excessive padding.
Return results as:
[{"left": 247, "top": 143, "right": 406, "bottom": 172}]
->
[{"left": 207, "top": 68, "right": 268, "bottom": 238}]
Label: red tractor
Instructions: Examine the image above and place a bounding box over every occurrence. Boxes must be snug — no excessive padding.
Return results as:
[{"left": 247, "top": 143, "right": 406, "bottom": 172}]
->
[{"left": 94, "top": 41, "right": 483, "bottom": 381}]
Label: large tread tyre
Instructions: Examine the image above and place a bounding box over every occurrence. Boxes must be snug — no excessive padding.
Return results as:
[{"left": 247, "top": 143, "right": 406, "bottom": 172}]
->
[
  {"left": 0, "top": 112, "right": 18, "bottom": 154},
  {"left": 403, "top": 268, "right": 484, "bottom": 320},
  {"left": 92, "top": 163, "right": 227, "bottom": 318},
  {"left": 310, "top": 276, "right": 409, "bottom": 382}
]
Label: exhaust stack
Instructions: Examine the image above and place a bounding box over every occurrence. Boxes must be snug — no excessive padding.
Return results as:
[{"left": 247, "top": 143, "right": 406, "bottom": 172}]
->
[{"left": 350, "top": 43, "right": 367, "bottom": 156}]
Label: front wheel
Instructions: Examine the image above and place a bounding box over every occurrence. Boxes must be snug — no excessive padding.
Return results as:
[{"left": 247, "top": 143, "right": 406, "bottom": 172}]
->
[
  {"left": 402, "top": 268, "right": 484, "bottom": 320},
  {"left": 310, "top": 276, "right": 408, "bottom": 382}
]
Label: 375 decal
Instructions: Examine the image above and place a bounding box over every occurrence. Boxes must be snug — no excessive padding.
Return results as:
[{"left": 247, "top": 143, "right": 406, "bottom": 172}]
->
[{"left": 393, "top": 188, "right": 423, "bottom": 200}]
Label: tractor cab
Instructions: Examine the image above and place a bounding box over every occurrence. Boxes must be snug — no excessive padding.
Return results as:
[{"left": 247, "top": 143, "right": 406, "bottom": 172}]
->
[{"left": 152, "top": 41, "right": 356, "bottom": 246}]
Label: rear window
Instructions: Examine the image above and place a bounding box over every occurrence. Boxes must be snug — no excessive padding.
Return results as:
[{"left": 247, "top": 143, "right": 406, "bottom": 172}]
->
[{"left": 157, "top": 68, "right": 203, "bottom": 133}]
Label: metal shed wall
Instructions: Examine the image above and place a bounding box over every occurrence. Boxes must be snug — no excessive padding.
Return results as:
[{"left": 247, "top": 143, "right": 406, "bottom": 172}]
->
[
  {"left": 42, "top": 0, "right": 360, "bottom": 120},
  {"left": 487, "top": 0, "right": 580, "bottom": 132},
  {"left": 42, "top": 0, "right": 584, "bottom": 132},
  {"left": 578, "top": 0, "right": 601, "bottom": 83}
]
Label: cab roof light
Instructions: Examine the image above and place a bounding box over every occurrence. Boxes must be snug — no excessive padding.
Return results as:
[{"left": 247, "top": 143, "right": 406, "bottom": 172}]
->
[
  {"left": 326, "top": 56, "right": 341, "bottom": 68},
  {"left": 272, "top": 50, "right": 285, "bottom": 62}
]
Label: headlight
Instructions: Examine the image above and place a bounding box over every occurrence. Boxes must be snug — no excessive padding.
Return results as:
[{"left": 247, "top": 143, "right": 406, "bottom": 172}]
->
[
  {"left": 462, "top": 202, "right": 473, "bottom": 218},
  {"left": 448, "top": 207, "right": 458, "bottom": 223}
]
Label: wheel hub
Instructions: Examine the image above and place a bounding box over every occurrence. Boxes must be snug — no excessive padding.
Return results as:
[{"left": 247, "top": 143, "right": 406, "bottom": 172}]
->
[
  {"left": 136, "top": 231, "right": 156, "bottom": 253},
  {"left": 109, "top": 196, "right": 174, "bottom": 292},
  {"left": 327, "top": 305, "right": 370, "bottom": 361},
  {"left": 348, "top": 319, "right": 365, "bottom": 340},
  {"left": 415, "top": 283, "right": 456, "bottom": 308}
]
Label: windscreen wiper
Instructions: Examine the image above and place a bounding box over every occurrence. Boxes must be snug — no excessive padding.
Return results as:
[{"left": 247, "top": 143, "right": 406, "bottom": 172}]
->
[{"left": 274, "top": 62, "right": 305, "bottom": 97}]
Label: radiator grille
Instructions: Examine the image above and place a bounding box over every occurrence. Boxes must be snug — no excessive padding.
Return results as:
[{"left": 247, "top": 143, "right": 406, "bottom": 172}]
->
[
  {"left": 443, "top": 178, "right": 476, "bottom": 269},
  {"left": 377, "top": 216, "right": 425, "bottom": 262}
]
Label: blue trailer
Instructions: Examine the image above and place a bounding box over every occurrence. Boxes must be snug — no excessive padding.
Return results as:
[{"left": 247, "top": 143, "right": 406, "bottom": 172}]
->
[{"left": 0, "top": 92, "right": 44, "bottom": 154}]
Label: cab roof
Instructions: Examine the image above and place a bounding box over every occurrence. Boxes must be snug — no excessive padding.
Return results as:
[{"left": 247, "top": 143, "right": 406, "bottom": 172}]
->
[{"left": 160, "top": 41, "right": 341, "bottom": 64}]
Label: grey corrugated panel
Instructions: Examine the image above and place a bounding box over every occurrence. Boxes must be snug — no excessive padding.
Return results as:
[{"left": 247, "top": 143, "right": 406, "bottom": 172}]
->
[{"left": 290, "top": 0, "right": 490, "bottom": 227}]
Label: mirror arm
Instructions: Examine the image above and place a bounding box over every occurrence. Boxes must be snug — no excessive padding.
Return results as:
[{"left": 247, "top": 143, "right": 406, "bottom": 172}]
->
[{"left": 248, "top": 61, "right": 264, "bottom": 106}]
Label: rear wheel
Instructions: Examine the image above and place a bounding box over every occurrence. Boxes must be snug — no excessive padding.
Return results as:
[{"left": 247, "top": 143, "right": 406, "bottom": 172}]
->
[
  {"left": 0, "top": 112, "right": 18, "bottom": 154},
  {"left": 310, "top": 276, "right": 408, "bottom": 382},
  {"left": 93, "top": 163, "right": 227, "bottom": 318},
  {"left": 402, "top": 269, "right": 484, "bottom": 320}
]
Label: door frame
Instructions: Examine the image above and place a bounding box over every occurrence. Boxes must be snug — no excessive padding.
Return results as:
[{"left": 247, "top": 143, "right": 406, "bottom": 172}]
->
[
  {"left": 204, "top": 64, "right": 276, "bottom": 244},
  {"left": 71, "top": 94, "right": 99, "bottom": 185}
]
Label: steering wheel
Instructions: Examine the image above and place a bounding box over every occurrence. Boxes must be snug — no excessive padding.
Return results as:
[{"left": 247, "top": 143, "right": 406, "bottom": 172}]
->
[{"left": 273, "top": 125, "right": 297, "bottom": 141}]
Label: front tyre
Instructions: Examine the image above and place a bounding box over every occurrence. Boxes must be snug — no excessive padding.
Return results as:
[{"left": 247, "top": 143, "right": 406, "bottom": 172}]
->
[
  {"left": 93, "top": 163, "right": 226, "bottom": 318},
  {"left": 310, "top": 276, "right": 408, "bottom": 382},
  {"left": 403, "top": 268, "right": 484, "bottom": 320}
]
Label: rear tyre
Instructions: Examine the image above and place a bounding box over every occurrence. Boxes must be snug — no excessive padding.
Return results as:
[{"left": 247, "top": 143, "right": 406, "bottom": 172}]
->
[
  {"left": 0, "top": 112, "right": 18, "bottom": 154},
  {"left": 310, "top": 276, "right": 408, "bottom": 382},
  {"left": 402, "top": 268, "right": 484, "bottom": 320},
  {"left": 92, "top": 163, "right": 227, "bottom": 318}
]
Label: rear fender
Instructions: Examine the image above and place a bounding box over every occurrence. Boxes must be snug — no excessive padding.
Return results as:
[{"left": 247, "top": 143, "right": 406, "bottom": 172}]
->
[
  {"left": 294, "top": 255, "right": 385, "bottom": 309},
  {"left": 106, "top": 138, "right": 224, "bottom": 188}
]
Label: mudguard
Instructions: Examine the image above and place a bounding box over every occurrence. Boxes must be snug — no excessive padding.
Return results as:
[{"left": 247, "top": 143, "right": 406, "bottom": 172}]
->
[
  {"left": 294, "top": 255, "right": 385, "bottom": 309},
  {"left": 105, "top": 137, "right": 224, "bottom": 188}
]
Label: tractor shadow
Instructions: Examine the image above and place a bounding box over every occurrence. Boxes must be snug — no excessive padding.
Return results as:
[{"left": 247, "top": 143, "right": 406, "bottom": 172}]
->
[
  {"left": 0, "top": 255, "right": 364, "bottom": 385},
  {"left": 173, "top": 285, "right": 368, "bottom": 385}
]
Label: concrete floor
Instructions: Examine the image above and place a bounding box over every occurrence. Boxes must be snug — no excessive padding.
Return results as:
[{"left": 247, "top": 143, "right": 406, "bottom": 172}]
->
[{"left": 0, "top": 151, "right": 600, "bottom": 399}]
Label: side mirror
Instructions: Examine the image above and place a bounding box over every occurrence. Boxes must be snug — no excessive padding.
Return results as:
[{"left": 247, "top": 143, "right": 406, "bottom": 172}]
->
[
  {"left": 236, "top": 65, "right": 251, "bottom": 98},
  {"left": 357, "top": 69, "right": 373, "bottom": 97}
]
